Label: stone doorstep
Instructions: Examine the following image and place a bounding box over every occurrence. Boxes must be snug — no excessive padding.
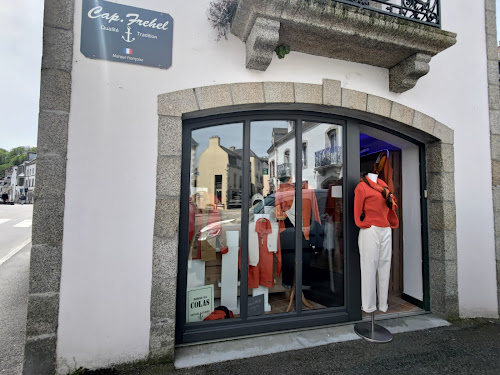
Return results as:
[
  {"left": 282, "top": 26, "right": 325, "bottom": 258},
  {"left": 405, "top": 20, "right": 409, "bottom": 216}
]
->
[{"left": 174, "top": 313, "right": 450, "bottom": 369}]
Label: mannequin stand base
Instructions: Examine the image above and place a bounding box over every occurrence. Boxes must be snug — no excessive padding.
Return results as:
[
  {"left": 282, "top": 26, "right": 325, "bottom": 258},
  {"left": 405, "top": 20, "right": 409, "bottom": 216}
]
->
[
  {"left": 285, "top": 287, "right": 314, "bottom": 313},
  {"left": 354, "top": 321, "right": 393, "bottom": 343}
]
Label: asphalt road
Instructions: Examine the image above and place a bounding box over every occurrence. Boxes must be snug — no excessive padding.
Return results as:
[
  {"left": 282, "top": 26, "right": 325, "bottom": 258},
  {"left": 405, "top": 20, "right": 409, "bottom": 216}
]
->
[
  {"left": 0, "top": 204, "right": 32, "bottom": 375},
  {"left": 0, "top": 243, "right": 30, "bottom": 375},
  {"left": 0, "top": 204, "right": 33, "bottom": 264}
]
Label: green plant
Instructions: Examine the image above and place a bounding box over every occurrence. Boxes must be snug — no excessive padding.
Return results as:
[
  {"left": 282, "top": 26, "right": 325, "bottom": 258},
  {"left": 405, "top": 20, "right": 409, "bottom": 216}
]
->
[
  {"left": 274, "top": 44, "right": 291, "bottom": 59},
  {"left": 207, "top": 0, "right": 239, "bottom": 41}
]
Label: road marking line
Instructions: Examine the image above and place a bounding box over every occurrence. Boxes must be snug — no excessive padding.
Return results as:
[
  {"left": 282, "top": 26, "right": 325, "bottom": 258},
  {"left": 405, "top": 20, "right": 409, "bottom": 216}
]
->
[
  {"left": 13, "top": 220, "right": 32, "bottom": 228},
  {"left": 0, "top": 239, "right": 31, "bottom": 267},
  {"left": 0, "top": 219, "right": 12, "bottom": 224}
]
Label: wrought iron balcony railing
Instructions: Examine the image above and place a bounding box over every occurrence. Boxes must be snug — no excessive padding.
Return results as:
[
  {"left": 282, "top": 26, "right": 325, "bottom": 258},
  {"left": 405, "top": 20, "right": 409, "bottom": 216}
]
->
[
  {"left": 277, "top": 163, "right": 293, "bottom": 178},
  {"left": 332, "top": 0, "right": 440, "bottom": 28},
  {"left": 315, "top": 146, "right": 343, "bottom": 168}
]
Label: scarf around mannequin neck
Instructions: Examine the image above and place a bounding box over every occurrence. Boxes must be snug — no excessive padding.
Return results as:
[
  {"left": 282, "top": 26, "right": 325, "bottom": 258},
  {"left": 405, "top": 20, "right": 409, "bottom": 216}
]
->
[{"left": 361, "top": 174, "right": 398, "bottom": 210}]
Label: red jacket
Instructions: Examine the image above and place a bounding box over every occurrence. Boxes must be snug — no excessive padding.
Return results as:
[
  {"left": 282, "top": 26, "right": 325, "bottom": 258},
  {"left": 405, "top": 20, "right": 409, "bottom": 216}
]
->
[{"left": 354, "top": 179, "right": 399, "bottom": 229}]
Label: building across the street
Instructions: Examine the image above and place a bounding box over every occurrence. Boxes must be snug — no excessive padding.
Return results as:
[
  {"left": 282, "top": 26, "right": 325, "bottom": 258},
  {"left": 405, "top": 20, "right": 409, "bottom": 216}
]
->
[{"left": 24, "top": 0, "right": 500, "bottom": 374}]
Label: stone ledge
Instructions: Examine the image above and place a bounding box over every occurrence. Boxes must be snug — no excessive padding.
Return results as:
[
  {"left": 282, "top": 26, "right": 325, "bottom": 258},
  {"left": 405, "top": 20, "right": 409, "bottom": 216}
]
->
[{"left": 231, "top": 0, "right": 456, "bottom": 93}]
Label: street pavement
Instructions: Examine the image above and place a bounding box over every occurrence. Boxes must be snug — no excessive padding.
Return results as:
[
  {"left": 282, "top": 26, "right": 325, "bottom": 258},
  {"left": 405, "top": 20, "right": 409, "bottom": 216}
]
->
[
  {"left": 0, "top": 244, "right": 30, "bottom": 375},
  {"left": 0, "top": 204, "right": 32, "bottom": 375},
  {"left": 0, "top": 204, "right": 33, "bottom": 265},
  {"left": 116, "top": 318, "right": 500, "bottom": 375}
]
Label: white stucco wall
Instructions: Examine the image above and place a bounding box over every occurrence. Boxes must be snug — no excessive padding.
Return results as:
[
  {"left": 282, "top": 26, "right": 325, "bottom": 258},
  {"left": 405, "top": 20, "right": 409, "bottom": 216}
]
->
[{"left": 57, "top": 0, "right": 498, "bottom": 371}]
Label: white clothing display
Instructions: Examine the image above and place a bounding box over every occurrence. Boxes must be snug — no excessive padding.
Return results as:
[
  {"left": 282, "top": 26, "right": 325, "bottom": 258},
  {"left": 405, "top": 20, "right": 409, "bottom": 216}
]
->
[
  {"left": 248, "top": 215, "right": 279, "bottom": 266},
  {"left": 358, "top": 225, "right": 392, "bottom": 313},
  {"left": 220, "top": 231, "right": 240, "bottom": 313}
]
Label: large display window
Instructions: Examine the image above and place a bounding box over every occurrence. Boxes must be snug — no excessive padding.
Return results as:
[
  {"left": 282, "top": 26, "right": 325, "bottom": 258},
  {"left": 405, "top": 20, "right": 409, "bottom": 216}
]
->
[{"left": 176, "top": 111, "right": 428, "bottom": 344}]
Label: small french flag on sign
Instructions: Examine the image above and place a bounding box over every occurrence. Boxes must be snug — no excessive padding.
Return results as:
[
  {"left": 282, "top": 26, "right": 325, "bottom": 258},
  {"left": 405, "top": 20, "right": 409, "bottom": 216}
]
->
[{"left": 123, "top": 48, "right": 133, "bottom": 55}]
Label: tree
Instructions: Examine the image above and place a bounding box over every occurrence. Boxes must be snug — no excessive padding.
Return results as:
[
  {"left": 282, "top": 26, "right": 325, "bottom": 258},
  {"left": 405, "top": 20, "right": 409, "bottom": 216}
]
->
[{"left": 0, "top": 146, "right": 36, "bottom": 177}]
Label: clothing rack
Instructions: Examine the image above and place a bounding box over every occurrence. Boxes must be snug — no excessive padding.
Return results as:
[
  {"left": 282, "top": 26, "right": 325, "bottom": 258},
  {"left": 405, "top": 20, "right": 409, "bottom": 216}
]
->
[{"left": 360, "top": 148, "right": 389, "bottom": 158}]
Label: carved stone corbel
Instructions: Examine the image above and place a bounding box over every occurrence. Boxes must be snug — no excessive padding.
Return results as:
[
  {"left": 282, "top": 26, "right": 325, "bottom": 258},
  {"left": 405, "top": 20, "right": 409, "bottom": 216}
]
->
[
  {"left": 245, "top": 17, "right": 280, "bottom": 71},
  {"left": 389, "top": 53, "right": 432, "bottom": 93}
]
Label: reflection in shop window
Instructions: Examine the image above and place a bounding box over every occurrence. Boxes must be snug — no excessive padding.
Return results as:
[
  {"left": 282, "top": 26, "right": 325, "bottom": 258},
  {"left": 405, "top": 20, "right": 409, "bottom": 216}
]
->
[{"left": 186, "top": 125, "right": 243, "bottom": 323}]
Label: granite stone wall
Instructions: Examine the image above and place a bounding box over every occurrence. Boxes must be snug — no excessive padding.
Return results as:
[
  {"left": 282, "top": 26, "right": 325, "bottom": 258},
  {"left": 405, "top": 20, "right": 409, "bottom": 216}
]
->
[
  {"left": 23, "top": 0, "right": 75, "bottom": 374},
  {"left": 485, "top": 0, "right": 500, "bottom": 316}
]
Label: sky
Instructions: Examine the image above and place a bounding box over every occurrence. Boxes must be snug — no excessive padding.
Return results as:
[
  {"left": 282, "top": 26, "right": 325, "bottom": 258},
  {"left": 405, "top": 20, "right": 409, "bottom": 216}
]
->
[
  {"left": 1, "top": 1, "right": 500, "bottom": 152},
  {"left": 0, "top": 0, "right": 44, "bottom": 151}
]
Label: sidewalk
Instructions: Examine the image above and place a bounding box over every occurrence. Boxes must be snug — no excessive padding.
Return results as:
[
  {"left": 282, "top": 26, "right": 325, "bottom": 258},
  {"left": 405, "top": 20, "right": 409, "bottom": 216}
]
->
[{"left": 113, "top": 318, "right": 500, "bottom": 375}]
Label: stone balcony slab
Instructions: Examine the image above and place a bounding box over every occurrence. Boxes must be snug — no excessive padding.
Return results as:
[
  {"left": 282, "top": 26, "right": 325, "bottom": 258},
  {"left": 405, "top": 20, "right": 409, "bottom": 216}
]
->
[{"left": 231, "top": 0, "right": 456, "bottom": 93}]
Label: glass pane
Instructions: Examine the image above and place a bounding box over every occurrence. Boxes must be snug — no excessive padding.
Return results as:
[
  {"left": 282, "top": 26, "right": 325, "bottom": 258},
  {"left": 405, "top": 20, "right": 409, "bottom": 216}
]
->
[
  {"left": 248, "top": 120, "right": 296, "bottom": 315},
  {"left": 186, "top": 123, "right": 243, "bottom": 324},
  {"left": 301, "top": 121, "right": 344, "bottom": 310}
]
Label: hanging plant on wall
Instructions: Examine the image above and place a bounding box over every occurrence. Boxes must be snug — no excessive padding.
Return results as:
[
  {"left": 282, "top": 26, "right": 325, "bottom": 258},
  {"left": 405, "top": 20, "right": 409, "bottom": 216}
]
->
[
  {"left": 274, "top": 44, "right": 291, "bottom": 59},
  {"left": 207, "top": 0, "right": 239, "bottom": 41}
]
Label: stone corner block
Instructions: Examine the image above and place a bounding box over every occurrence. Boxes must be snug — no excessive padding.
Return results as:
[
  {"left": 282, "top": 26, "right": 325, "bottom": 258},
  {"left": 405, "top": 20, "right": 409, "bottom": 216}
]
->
[
  {"left": 158, "top": 89, "right": 198, "bottom": 117},
  {"left": 491, "top": 110, "right": 500, "bottom": 135},
  {"left": 245, "top": 17, "right": 280, "bottom": 71},
  {"left": 391, "top": 102, "right": 415, "bottom": 126},
  {"left": 39, "top": 69, "right": 71, "bottom": 112},
  {"left": 31, "top": 155, "right": 67, "bottom": 199},
  {"left": 231, "top": 82, "right": 265, "bottom": 105},
  {"left": 156, "top": 157, "right": 182, "bottom": 197},
  {"left": 149, "top": 320, "right": 175, "bottom": 361},
  {"left": 341, "top": 88, "right": 367, "bottom": 111},
  {"left": 427, "top": 172, "right": 455, "bottom": 202},
  {"left": 42, "top": 26, "right": 73, "bottom": 72},
  {"left": 412, "top": 111, "right": 436, "bottom": 135},
  {"left": 389, "top": 53, "right": 431, "bottom": 93},
  {"left": 489, "top": 84, "right": 500, "bottom": 110},
  {"left": 492, "top": 160, "right": 500, "bottom": 186},
  {"left": 366, "top": 95, "right": 392, "bottom": 118},
  {"left": 150, "top": 277, "right": 177, "bottom": 320},
  {"left": 195, "top": 84, "right": 233, "bottom": 110},
  {"left": 294, "top": 83, "right": 322, "bottom": 104},
  {"left": 32, "top": 197, "right": 65, "bottom": 247},
  {"left": 322, "top": 79, "right": 341, "bottom": 107},
  {"left": 432, "top": 121, "right": 454, "bottom": 144},
  {"left": 37, "top": 111, "right": 69, "bottom": 156},
  {"left": 154, "top": 198, "right": 180, "bottom": 238},
  {"left": 428, "top": 201, "right": 456, "bottom": 231},
  {"left": 158, "top": 116, "right": 182, "bottom": 157},
  {"left": 264, "top": 82, "right": 294, "bottom": 103},
  {"left": 427, "top": 143, "right": 454, "bottom": 173},
  {"left": 152, "top": 237, "right": 179, "bottom": 279},
  {"left": 23, "top": 335, "right": 57, "bottom": 375},
  {"left": 491, "top": 134, "right": 500, "bottom": 161},
  {"left": 28, "top": 245, "right": 62, "bottom": 294},
  {"left": 26, "top": 294, "right": 60, "bottom": 337},
  {"left": 44, "top": 0, "right": 75, "bottom": 30},
  {"left": 428, "top": 230, "right": 457, "bottom": 261}
]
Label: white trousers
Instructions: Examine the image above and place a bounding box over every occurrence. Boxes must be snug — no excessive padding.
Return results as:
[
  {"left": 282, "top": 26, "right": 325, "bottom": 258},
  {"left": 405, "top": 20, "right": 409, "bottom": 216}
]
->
[{"left": 358, "top": 226, "right": 392, "bottom": 313}]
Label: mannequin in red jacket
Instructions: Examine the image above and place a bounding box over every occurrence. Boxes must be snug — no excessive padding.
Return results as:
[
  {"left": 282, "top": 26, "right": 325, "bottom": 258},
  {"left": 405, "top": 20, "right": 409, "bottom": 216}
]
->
[{"left": 354, "top": 173, "right": 398, "bottom": 313}]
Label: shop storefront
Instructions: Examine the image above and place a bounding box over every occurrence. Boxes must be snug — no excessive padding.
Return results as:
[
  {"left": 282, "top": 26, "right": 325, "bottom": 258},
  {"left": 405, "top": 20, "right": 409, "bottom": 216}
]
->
[
  {"left": 173, "top": 108, "right": 428, "bottom": 344},
  {"left": 24, "top": 0, "right": 500, "bottom": 373}
]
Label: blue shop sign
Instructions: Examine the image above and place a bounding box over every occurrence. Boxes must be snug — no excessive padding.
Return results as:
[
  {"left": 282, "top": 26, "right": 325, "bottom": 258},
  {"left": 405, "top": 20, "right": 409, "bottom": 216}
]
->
[{"left": 81, "top": 0, "right": 173, "bottom": 69}]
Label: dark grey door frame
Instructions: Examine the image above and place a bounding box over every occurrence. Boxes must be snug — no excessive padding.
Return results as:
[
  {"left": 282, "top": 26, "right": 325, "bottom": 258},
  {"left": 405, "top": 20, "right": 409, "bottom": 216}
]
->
[{"left": 175, "top": 110, "right": 428, "bottom": 345}]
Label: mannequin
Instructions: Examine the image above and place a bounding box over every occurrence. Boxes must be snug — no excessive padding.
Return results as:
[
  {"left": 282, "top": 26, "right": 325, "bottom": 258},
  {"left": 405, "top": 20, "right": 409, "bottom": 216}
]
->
[{"left": 353, "top": 172, "right": 399, "bottom": 342}]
